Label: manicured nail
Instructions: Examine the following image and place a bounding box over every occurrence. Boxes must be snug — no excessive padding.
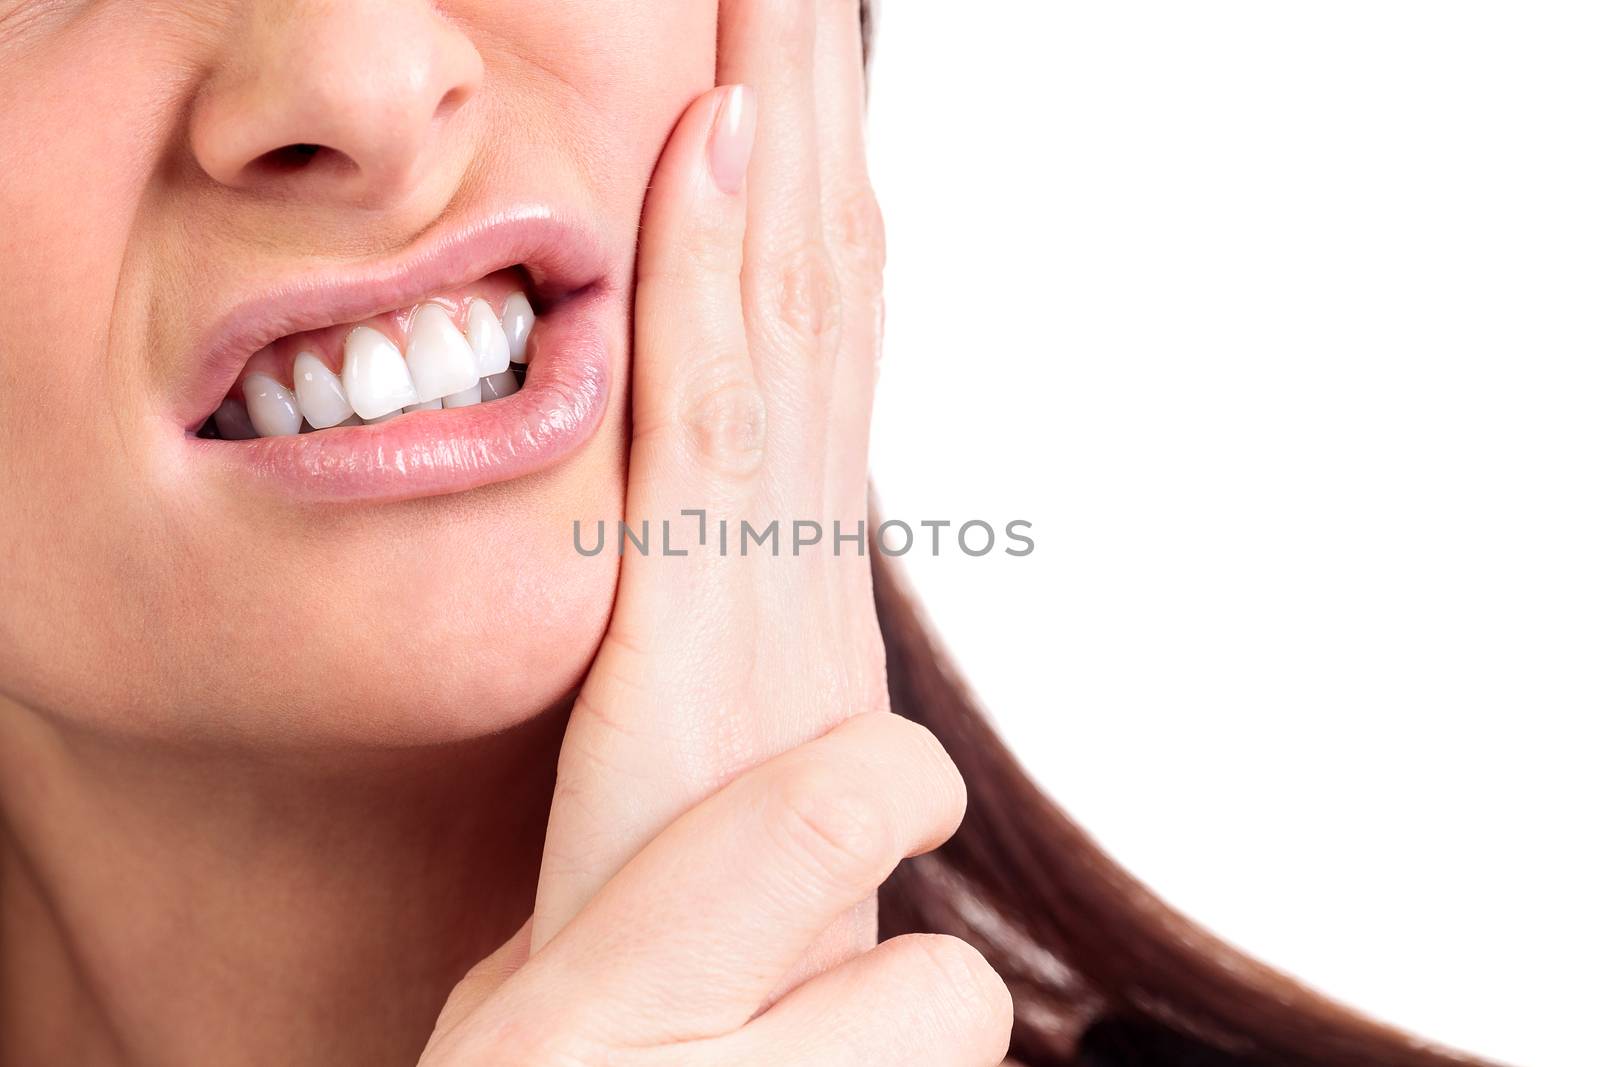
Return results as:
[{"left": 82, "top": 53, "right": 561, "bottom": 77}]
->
[{"left": 708, "top": 85, "right": 757, "bottom": 195}]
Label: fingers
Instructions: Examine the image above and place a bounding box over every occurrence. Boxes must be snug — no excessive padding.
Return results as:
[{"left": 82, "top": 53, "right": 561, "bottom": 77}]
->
[
  {"left": 629, "top": 83, "right": 763, "bottom": 503},
  {"left": 814, "top": 0, "right": 869, "bottom": 189},
  {"left": 816, "top": 0, "right": 875, "bottom": 286},
  {"left": 718, "top": 0, "right": 823, "bottom": 284},
  {"left": 535, "top": 0, "right": 886, "bottom": 985},
  {"left": 815, "top": 0, "right": 884, "bottom": 517},
  {"left": 528, "top": 712, "right": 967, "bottom": 1046},
  {"left": 530, "top": 84, "right": 761, "bottom": 948},
  {"left": 433, "top": 719, "right": 997, "bottom": 1064},
  {"left": 706, "top": 934, "right": 1015, "bottom": 1067},
  {"left": 719, "top": 0, "right": 837, "bottom": 466}
]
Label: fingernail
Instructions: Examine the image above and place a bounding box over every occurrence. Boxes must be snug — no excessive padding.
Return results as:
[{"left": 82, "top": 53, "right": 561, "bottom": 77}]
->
[{"left": 707, "top": 85, "right": 757, "bottom": 195}]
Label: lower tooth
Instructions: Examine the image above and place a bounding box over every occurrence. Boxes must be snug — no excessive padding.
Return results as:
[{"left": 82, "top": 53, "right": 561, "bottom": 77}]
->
[
  {"left": 443, "top": 381, "right": 482, "bottom": 408},
  {"left": 404, "top": 399, "right": 443, "bottom": 413},
  {"left": 480, "top": 370, "right": 519, "bottom": 401},
  {"left": 363, "top": 410, "right": 403, "bottom": 425},
  {"left": 214, "top": 398, "right": 257, "bottom": 440}
]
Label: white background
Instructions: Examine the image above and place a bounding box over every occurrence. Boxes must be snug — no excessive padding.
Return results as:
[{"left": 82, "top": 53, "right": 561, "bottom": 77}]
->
[{"left": 866, "top": 5, "right": 1598, "bottom": 1066}]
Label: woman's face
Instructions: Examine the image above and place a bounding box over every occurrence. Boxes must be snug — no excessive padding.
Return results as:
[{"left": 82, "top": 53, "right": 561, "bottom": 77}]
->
[{"left": 0, "top": 1, "right": 715, "bottom": 746}]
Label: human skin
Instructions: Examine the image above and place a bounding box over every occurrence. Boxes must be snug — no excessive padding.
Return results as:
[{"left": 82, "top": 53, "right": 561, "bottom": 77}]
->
[{"left": 0, "top": 1, "right": 1012, "bottom": 1064}]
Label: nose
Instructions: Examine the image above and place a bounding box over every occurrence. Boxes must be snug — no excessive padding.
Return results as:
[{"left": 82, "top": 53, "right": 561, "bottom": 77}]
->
[{"left": 190, "top": 0, "right": 483, "bottom": 207}]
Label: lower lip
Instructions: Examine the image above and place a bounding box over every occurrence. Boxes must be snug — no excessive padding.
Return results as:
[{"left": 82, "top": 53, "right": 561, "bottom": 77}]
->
[{"left": 192, "top": 288, "right": 616, "bottom": 504}]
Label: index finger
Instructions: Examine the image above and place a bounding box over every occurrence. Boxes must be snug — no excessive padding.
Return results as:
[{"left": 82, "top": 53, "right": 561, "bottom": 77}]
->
[{"left": 526, "top": 713, "right": 966, "bottom": 1046}]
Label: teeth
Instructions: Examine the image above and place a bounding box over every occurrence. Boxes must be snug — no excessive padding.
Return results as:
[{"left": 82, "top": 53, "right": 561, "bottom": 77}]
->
[
  {"left": 292, "top": 351, "right": 355, "bottom": 429},
  {"left": 242, "top": 373, "right": 302, "bottom": 437},
  {"left": 443, "top": 380, "right": 483, "bottom": 408},
  {"left": 342, "top": 326, "right": 418, "bottom": 419},
  {"left": 467, "top": 299, "right": 512, "bottom": 376},
  {"left": 406, "top": 304, "right": 479, "bottom": 403},
  {"left": 217, "top": 290, "right": 535, "bottom": 436},
  {"left": 481, "top": 369, "right": 520, "bottom": 401},
  {"left": 502, "top": 293, "right": 534, "bottom": 365}
]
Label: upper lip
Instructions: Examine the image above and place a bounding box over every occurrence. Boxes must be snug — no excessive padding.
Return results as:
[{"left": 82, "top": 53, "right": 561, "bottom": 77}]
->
[{"left": 177, "top": 206, "right": 615, "bottom": 431}]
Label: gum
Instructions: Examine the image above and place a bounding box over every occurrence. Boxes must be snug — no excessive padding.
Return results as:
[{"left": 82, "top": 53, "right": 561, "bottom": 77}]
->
[{"left": 231, "top": 268, "right": 530, "bottom": 396}]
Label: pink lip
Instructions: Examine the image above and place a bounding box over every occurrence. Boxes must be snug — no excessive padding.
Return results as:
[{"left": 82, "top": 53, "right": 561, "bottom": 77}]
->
[{"left": 181, "top": 208, "right": 621, "bottom": 504}]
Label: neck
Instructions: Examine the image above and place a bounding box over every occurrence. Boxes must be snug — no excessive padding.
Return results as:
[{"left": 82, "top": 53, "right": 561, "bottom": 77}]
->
[{"left": 0, "top": 703, "right": 563, "bottom": 1067}]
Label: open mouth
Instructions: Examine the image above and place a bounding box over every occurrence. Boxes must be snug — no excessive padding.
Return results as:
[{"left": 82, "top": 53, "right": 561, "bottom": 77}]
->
[
  {"left": 185, "top": 210, "right": 619, "bottom": 504},
  {"left": 201, "top": 268, "right": 542, "bottom": 438}
]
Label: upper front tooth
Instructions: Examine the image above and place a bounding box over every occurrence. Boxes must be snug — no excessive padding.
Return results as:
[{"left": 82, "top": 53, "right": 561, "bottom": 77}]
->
[
  {"left": 242, "top": 373, "right": 302, "bottom": 436},
  {"left": 406, "top": 304, "right": 479, "bottom": 403},
  {"left": 342, "top": 326, "right": 418, "bottom": 419},
  {"left": 502, "top": 292, "right": 534, "bottom": 365},
  {"left": 466, "top": 298, "right": 511, "bottom": 376},
  {"left": 292, "top": 351, "right": 355, "bottom": 429}
]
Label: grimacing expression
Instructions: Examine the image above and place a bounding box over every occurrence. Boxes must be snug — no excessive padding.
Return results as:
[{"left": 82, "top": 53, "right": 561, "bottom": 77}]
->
[{"left": 0, "top": 2, "right": 717, "bottom": 746}]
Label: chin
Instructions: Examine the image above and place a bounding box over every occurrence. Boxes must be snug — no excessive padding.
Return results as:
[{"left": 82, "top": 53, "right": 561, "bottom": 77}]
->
[{"left": 214, "top": 427, "right": 627, "bottom": 752}]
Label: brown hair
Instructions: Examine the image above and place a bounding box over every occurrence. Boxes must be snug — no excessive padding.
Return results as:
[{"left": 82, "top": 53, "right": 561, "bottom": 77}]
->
[{"left": 859, "top": 9, "right": 1495, "bottom": 1066}]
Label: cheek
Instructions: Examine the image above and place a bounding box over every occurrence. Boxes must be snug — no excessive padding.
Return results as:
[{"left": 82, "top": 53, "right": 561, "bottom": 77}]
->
[
  {"left": 487, "top": 0, "right": 719, "bottom": 203},
  {"left": 0, "top": 0, "right": 711, "bottom": 745},
  {"left": 0, "top": 21, "right": 222, "bottom": 720}
]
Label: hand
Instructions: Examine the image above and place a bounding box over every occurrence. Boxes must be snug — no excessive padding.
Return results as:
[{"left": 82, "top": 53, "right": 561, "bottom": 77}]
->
[{"left": 420, "top": 1, "right": 1013, "bottom": 1063}]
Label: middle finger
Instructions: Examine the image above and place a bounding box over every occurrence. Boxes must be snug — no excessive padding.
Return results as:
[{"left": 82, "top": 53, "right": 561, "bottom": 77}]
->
[{"left": 718, "top": 0, "right": 838, "bottom": 487}]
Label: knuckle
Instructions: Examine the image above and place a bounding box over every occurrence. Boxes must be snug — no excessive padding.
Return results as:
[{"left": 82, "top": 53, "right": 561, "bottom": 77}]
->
[
  {"left": 682, "top": 379, "right": 767, "bottom": 478},
  {"left": 677, "top": 215, "right": 744, "bottom": 280},
  {"left": 870, "top": 706, "right": 937, "bottom": 751},
  {"left": 637, "top": 211, "right": 741, "bottom": 293},
  {"left": 867, "top": 713, "right": 963, "bottom": 801},
  {"left": 755, "top": 238, "right": 842, "bottom": 357},
  {"left": 909, "top": 935, "right": 1014, "bottom": 1052},
  {"left": 829, "top": 185, "right": 887, "bottom": 281},
  {"left": 637, "top": 248, "right": 725, "bottom": 296},
  {"left": 835, "top": 712, "right": 966, "bottom": 849},
  {"left": 768, "top": 758, "right": 891, "bottom": 890},
  {"left": 902, "top": 715, "right": 965, "bottom": 805}
]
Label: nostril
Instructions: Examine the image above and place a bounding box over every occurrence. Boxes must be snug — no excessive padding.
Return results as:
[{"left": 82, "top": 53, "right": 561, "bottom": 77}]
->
[
  {"left": 263, "top": 143, "right": 321, "bottom": 167},
  {"left": 250, "top": 142, "right": 355, "bottom": 178},
  {"left": 252, "top": 141, "right": 328, "bottom": 173},
  {"left": 435, "top": 86, "right": 471, "bottom": 122}
]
